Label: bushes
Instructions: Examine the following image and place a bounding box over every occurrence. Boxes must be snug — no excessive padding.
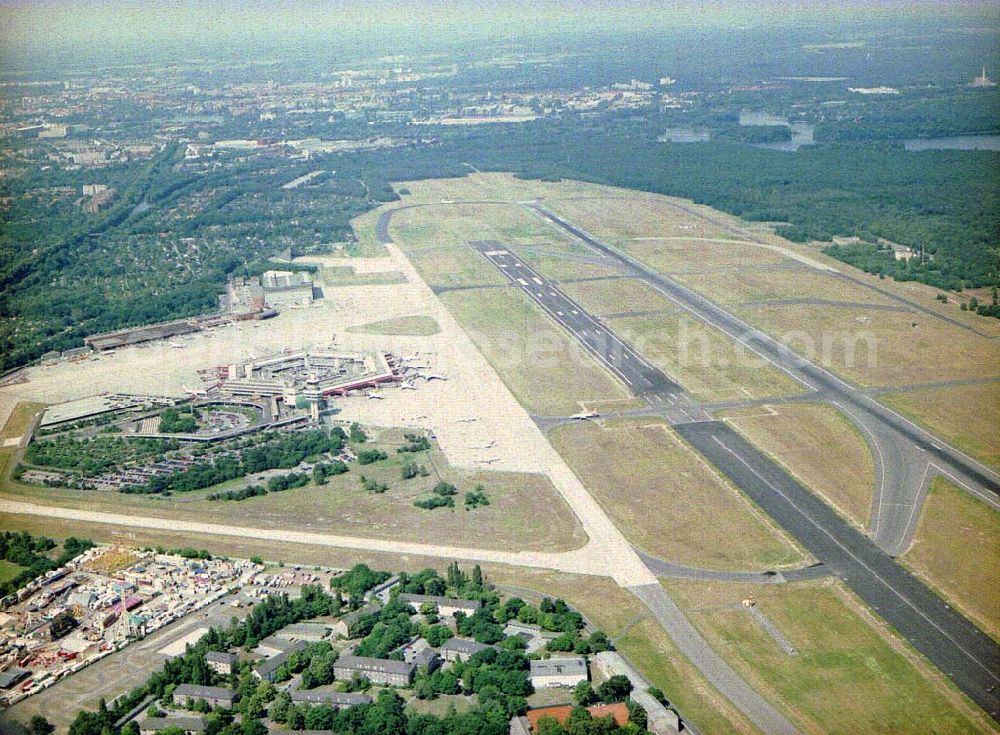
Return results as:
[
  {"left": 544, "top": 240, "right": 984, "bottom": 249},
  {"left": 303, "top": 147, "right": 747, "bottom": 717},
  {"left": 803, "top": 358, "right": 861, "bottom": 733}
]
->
[{"left": 357, "top": 448, "right": 388, "bottom": 465}]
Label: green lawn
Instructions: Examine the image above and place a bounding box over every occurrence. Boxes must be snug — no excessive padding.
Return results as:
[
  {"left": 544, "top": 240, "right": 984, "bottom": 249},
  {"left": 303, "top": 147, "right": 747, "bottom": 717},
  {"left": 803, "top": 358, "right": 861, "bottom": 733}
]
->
[
  {"left": 347, "top": 315, "right": 441, "bottom": 336},
  {"left": 0, "top": 560, "right": 26, "bottom": 585}
]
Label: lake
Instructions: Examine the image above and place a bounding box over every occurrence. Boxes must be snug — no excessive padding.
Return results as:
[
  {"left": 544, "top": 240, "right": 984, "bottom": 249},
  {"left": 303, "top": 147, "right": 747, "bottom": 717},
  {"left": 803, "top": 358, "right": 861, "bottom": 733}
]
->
[{"left": 903, "top": 135, "right": 1000, "bottom": 151}]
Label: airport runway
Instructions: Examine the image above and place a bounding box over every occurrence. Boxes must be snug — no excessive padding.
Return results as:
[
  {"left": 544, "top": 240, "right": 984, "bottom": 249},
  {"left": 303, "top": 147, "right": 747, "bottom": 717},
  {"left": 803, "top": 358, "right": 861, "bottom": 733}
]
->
[
  {"left": 470, "top": 241, "right": 682, "bottom": 397},
  {"left": 527, "top": 203, "right": 1000, "bottom": 555},
  {"left": 675, "top": 420, "right": 1000, "bottom": 721}
]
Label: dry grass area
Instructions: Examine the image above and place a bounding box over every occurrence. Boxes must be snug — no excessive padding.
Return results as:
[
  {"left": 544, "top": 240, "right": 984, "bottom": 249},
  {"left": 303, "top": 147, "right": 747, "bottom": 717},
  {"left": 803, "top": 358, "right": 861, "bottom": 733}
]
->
[
  {"left": 720, "top": 403, "right": 874, "bottom": 529},
  {"left": 544, "top": 195, "right": 738, "bottom": 242},
  {"left": 667, "top": 578, "right": 994, "bottom": 735},
  {"left": 320, "top": 269, "right": 407, "bottom": 287},
  {"left": 406, "top": 245, "right": 510, "bottom": 289},
  {"left": 390, "top": 202, "right": 554, "bottom": 247},
  {"left": 549, "top": 418, "right": 805, "bottom": 570},
  {"left": 732, "top": 303, "right": 1000, "bottom": 388},
  {"left": 903, "top": 476, "right": 1000, "bottom": 641},
  {"left": 0, "top": 427, "right": 586, "bottom": 554},
  {"left": 515, "top": 251, "right": 624, "bottom": 282},
  {"left": 674, "top": 267, "right": 898, "bottom": 307},
  {"left": 395, "top": 172, "right": 606, "bottom": 204},
  {"left": 440, "top": 287, "right": 637, "bottom": 415},
  {"left": 347, "top": 208, "right": 390, "bottom": 257},
  {"left": 559, "top": 276, "right": 675, "bottom": 316},
  {"left": 605, "top": 312, "right": 803, "bottom": 401},
  {"left": 346, "top": 315, "right": 441, "bottom": 336},
  {"left": 616, "top": 237, "right": 790, "bottom": 274},
  {"left": 485, "top": 568, "right": 763, "bottom": 735},
  {"left": 829, "top": 266, "right": 1000, "bottom": 339},
  {"left": 881, "top": 382, "right": 1000, "bottom": 469},
  {"left": 0, "top": 401, "right": 44, "bottom": 441}
]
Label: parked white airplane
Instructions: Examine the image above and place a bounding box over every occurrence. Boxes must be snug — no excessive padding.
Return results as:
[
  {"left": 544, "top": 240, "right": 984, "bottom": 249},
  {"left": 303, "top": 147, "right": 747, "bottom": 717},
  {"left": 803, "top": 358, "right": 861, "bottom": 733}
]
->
[
  {"left": 456, "top": 416, "right": 478, "bottom": 423},
  {"left": 367, "top": 392, "right": 384, "bottom": 400},
  {"left": 168, "top": 341, "right": 186, "bottom": 349},
  {"left": 424, "top": 373, "right": 447, "bottom": 381},
  {"left": 571, "top": 411, "right": 599, "bottom": 421},
  {"left": 400, "top": 381, "right": 417, "bottom": 390},
  {"left": 476, "top": 457, "right": 500, "bottom": 465},
  {"left": 183, "top": 385, "right": 208, "bottom": 397},
  {"left": 473, "top": 440, "right": 496, "bottom": 449}
]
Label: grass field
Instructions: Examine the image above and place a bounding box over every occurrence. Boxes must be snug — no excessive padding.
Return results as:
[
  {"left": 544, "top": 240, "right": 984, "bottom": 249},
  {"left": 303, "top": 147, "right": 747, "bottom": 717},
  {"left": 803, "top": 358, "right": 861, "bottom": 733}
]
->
[
  {"left": 0, "top": 401, "right": 44, "bottom": 441},
  {"left": 320, "top": 268, "right": 407, "bottom": 287},
  {"left": 544, "top": 196, "right": 738, "bottom": 243},
  {"left": 0, "top": 425, "right": 586, "bottom": 554},
  {"left": 439, "top": 288, "right": 638, "bottom": 415},
  {"left": 485, "top": 568, "right": 763, "bottom": 735},
  {"left": 605, "top": 312, "right": 803, "bottom": 401},
  {"left": 390, "top": 202, "right": 555, "bottom": 247},
  {"left": 346, "top": 315, "right": 441, "bottom": 336},
  {"left": 721, "top": 403, "right": 874, "bottom": 529},
  {"left": 347, "top": 208, "right": 390, "bottom": 257},
  {"left": 674, "top": 267, "right": 898, "bottom": 307},
  {"left": 515, "top": 251, "right": 625, "bottom": 282},
  {"left": 0, "top": 559, "right": 25, "bottom": 585},
  {"left": 395, "top": 172, "right": 608, "bottom": 205},
  {"left": 667, "top": 578, "right": 994, "bottom": 735},
  {"left": 903, "top": 476, "right": 1000, "bottom": 641},
  {"left": 732, "top": 303, "right": 1000, "bottom": 388},
  {"left": 550, "top": 418, "right": 804, "bottom": 570},
  {"left": 881, "top": 382, "right": 1000, "bottom": 469},
  {"left": 559, "top": 276, "right": 675, "bottom": 316},
  {"left": 405, "top": 245, "right": 510, "bottom": 289},
  {"left": 616, "top": 237, "right": 791, "bottom": 274}
]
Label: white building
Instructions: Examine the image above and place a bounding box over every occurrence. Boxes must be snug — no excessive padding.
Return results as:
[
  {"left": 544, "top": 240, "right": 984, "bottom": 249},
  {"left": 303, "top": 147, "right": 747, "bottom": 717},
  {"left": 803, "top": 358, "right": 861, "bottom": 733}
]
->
[{"left": 529, "top": 657, "right": 588, "bottom": 688}]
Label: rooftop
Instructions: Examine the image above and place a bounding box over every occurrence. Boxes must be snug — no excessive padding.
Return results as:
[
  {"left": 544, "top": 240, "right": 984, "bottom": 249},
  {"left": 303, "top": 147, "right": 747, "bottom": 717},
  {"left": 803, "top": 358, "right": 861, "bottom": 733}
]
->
[
  {"left": 334, "top": 655, "right": 416, "bottom": 677},
  {"left": 526, "top": 702, "right": 630, "bottom": 731},
  {"left": 529, "top": 657, "right": 588, "bottom": 677},
  {"left": 174, "top": 684, "right": 236, "bottom": 701},
  {"left": 290, "top": 690, "right": 373, "bottom": 705}
]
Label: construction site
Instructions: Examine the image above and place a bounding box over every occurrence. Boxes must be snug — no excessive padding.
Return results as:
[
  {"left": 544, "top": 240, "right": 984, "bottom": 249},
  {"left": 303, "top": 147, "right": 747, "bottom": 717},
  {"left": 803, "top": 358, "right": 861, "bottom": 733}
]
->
[{"left": 0, "top": 546, "right": 259, "bottom": 709}]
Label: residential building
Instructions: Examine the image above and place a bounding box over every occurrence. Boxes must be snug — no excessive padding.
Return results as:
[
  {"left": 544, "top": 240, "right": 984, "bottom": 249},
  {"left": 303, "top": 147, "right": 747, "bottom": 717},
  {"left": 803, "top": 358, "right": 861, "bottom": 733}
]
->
[
  {"left": 205, "top": 650, "right": 238, "bottom": 676},
  {"left": 333, "top": 655, "right": 416, "bottom": 686},
  {"left": 290, "top": 690, "right": 373, "bottom": 708},
  {"left": 252, "top": 641, "right": 306, "bottom": 682},
  {"left": 398, "top": 593, "right": 482, "bottom": 618},
  {"left": 139, "top": 716, "right": 207, "bottom": 735},
  {"left": 440, "top": 638, "right": 494, "bottom": 663},
  {"left": 332, "top": 602, "right": 381, "bottom": 638},
  {"left": 365, "top": 574, "right": 400, "bottom": 603},
  {"left": 173, "top": 684, "right": 237, "bottom": 710},
  {"left": 529, "top": 657, "right": 588, "bottom": 688},
  {"left": 276, "top": 621, "right": 330, "bottom": 642}
]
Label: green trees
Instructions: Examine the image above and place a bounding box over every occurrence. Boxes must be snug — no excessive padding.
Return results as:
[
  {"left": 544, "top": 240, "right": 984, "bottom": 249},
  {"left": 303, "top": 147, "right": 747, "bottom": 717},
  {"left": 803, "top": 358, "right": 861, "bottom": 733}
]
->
[
  {"left": 357, "top": 448, "right": 388, "bottom": 465},
  {"left": 158, "top": 408, "right": 199, "bottom": 434},
  {"left": 331, "top": 564, "right": 391, "bottom": 598}
]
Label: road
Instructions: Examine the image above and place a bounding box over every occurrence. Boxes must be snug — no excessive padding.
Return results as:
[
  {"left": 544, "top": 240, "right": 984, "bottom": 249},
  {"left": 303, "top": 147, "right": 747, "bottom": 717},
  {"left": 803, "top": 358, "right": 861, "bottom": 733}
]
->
[
  {"left": 674, "top": 420, "right": 1000, "bottom": 720},
  {"left": 527, "top": 202, "right": 1000, "bottom": 556}
]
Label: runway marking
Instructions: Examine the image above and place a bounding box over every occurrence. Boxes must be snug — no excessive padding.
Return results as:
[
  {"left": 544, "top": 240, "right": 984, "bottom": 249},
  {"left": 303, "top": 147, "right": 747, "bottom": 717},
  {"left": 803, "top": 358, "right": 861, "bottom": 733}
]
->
[{"left": 711, "top": 434, "right": 1000, "bottom": 685}]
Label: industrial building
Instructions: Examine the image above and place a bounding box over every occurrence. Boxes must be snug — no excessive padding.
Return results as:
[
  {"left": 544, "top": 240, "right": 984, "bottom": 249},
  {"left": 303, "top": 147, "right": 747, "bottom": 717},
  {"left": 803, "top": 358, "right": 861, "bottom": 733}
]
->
[{"left": 261, "top": 269, "right": 316, "bottom": 306}]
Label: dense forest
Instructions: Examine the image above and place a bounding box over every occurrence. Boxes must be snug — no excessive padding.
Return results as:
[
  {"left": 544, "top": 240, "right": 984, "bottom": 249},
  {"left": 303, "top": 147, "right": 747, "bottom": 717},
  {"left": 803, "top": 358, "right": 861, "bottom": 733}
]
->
[{"left": 2, "top": 124, "right": 997, "bottom": 373}]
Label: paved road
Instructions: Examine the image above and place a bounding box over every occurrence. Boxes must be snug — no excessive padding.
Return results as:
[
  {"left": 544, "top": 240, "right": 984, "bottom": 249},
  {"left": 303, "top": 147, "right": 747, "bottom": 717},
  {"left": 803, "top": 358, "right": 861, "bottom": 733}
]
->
[
  {"left": 527, "top": 203, "right": 1000, "bottom": 556},
  {"left": 629, "top": 583, "right": 800, "bottom": 735},
  {"left": 470, "top": 240, "right": 681, "bottom": 396},
  {"left": 674, "top": 420, "right": 1000, "bottom": 721},
  {"left": 636, "top": 549, "right": 831, "bottom": 584}
]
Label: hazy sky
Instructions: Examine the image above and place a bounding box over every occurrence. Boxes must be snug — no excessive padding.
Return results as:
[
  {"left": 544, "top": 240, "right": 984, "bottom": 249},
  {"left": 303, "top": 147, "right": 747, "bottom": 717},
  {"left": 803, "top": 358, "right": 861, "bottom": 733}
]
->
[{"left": 1, "top": 1, "right": 996, "bottom": 68}]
